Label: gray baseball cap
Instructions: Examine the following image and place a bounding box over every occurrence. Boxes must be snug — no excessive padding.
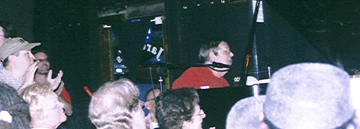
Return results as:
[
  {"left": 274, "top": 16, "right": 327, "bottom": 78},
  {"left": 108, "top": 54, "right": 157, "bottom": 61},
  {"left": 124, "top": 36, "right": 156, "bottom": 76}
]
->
[
  {"left": 226, "top": 95, "right": 266, "bottom": 129},
  {"left": 264, "top": 63, "right": 354, "bottom": 129},
  {"left": 0, "top": 37, "right": 40, "bottom": 61}
]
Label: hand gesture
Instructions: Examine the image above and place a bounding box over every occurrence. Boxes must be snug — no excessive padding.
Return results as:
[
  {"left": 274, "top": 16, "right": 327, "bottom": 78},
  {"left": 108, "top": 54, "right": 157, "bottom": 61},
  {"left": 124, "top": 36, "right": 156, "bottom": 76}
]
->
[
  {"left": 47, "top": 70, "right": 63, "bottom": 90},
  {"left": 54, "top": 81, "right": 64, "bottom": 96},
  {"left": 22, "top": 61, "right": 38, "bottom": 87}
]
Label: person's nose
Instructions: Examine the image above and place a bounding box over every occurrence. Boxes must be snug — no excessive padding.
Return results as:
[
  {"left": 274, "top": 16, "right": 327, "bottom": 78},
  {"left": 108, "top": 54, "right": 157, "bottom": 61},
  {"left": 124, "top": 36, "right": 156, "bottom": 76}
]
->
[
  {"left": 201, "top": 110, "right": 206, "bottom": 118},
  {"left": 230, "top": 51, "right": 234, "bottom": 57},
  {"left": 202, "top": 112, "right": 206, "bottom": 118}
]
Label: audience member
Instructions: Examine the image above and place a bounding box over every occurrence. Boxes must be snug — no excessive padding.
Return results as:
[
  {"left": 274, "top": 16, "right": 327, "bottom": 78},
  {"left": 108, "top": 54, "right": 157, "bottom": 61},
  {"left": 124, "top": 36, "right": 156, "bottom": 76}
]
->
[
  {"left": 34, "top": 51, "right": 72, "bottom": 116},
  {"left": 155, "top": 88, "right": 206, "bottom": 129},
  {"left": 172, "top": 40, "right": 233, "bottom": 89},
  {"left": 0, "top": 37, "right": 62, "bottom": 92},
  {"left": 261, "top": 63, "right": 358, "bottom": 129},
  {"left": 0, "top": 20, "right": 14, "bottom": 47},
  {"left": 88, "top": 78, "right": 146, "bottom": 129},
  {"left": 226, "top": 95, "right": 266, "bottom": 129},
  {"left": 144, "top": 88, "right": 161, "bottom": 129},
  {"left": 0, "top": 20, "right": 15, "bottom": 70},
  {"left": 20, "top": 82, "right": 66, "bottom": 129},
  {"left": 0, "top": 82, "right": 31, "bottom": 129}
]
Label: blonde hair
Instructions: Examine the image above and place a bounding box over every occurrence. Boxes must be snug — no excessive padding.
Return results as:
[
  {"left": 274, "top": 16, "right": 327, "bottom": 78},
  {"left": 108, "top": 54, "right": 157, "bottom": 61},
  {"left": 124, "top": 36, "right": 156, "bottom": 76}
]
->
[
  {"left": 88, "top": 78, "right": 140, "bottom": 129},
  {"left": 19, "top": 82, "right": 53, "bottom": 120}
]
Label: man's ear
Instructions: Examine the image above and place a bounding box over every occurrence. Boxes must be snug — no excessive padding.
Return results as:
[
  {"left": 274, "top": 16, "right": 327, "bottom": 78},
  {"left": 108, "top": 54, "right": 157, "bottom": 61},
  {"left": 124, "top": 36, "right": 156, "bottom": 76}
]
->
[
  {"left": 8, "top": 55, "right": 16, "bottom": 62},
  {"left": 209, "top": 51, "right": 216, "bottom": 61}
]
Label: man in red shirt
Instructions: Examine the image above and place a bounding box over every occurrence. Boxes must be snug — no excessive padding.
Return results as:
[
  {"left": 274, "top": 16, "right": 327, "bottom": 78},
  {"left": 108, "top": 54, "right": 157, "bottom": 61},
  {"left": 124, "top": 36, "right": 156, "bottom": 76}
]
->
[
  {"left": 34, "top": 51, "right": 73, "bottom": 116},
  {"left": 172, "top": 40, "right": 234, "bottom": 89}
]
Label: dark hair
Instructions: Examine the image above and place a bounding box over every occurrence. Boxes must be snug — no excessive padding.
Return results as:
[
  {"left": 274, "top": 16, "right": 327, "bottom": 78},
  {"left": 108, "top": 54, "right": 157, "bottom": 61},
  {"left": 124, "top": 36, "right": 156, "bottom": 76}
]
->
[
  {"left": 155, "top": 88, "right": 200, "bottom": 129},
  {"left": 199, "top": 40, "right": 225, "bottom": 62},
  {"left": 0, "top": 21, "right": 15, "bottom": 38},
  {"left": 145, "top": 88, "right": 160, "bottom": 101}
]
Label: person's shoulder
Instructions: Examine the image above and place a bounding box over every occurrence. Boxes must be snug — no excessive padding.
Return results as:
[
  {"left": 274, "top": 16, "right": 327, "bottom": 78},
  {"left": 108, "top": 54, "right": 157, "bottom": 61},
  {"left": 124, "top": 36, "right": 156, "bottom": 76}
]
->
[{"left": 0, "top": 82, "right": 16, "bottom": 94}]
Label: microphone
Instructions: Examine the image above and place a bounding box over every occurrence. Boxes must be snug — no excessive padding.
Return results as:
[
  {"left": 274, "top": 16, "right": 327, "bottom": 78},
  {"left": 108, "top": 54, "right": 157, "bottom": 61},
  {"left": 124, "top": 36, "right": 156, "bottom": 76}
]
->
[{"left": 209, "top": 61, "right": 230, "bottom": 68}]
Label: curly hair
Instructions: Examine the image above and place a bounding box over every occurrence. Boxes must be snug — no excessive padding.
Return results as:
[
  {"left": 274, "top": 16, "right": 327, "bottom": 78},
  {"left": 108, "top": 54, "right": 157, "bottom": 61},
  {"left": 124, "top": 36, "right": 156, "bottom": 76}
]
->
[
  {"left": 19, "top": 82, "right": 53, "bottom": 120},
  {"left": 155, "top": 88, "right": 199, "bottom": 129},
  {"left": 88, "top": 78, "right": 140, "bottom": 129}
]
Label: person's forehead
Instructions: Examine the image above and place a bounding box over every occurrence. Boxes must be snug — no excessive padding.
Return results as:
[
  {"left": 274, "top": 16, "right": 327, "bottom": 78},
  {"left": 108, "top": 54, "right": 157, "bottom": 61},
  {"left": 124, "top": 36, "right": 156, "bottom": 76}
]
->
[
  {"left": 193, "top": 104, "right": 201, "bottom": 113},
  {"left": 147, "top": 89, "right": 161, "bottom": 98},
  {"left": 38, "top": 92, "right": 57, "bottom": 107},
  {"left": 18, "top": 50, "right": 30, "bottom": 53},
  {"left": 218, "top": 42, "right": 230, "bottom": 49},
  {"left": 35, "top": 52, "right": 47, "bottom": 59}
]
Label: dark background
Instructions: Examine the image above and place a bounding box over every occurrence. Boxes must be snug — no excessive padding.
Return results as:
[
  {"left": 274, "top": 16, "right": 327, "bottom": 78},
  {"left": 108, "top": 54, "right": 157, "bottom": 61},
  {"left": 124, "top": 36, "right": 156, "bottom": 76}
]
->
[{"left": 1, "top": 0, "right": 359, "bottom": 128}]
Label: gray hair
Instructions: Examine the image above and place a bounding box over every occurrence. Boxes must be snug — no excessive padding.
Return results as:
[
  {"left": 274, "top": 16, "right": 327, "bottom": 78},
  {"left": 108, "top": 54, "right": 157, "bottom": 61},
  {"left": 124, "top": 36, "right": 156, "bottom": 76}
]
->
[
  {"left": 88, "top": 78, "right": 140, "bottom": 129},
  {"left": 264, "top": 63, "right": 354, "bottom": 129},
  {"left": 226, "top": 95, "right": 266, "bottom": 129}
]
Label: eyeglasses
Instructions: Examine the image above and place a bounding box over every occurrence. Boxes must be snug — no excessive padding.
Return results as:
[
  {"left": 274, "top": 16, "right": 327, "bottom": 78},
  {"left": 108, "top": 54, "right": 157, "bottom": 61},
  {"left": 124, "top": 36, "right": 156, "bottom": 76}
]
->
[{"left": 145, "top": 98, "right": 155, "bottom": 102}]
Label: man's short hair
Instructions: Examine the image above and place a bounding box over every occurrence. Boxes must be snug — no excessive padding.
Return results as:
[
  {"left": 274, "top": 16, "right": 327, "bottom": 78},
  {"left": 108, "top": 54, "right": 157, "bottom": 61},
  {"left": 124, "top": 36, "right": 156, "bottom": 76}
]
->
[
  {"left": 20, "top": 82, "right": 53, "bottom": 120},
  {"left": 0, "top": 20, "right": 15, "bottom": 38},
  {"left": 199, "top": 40, "right": 225, "bottom": 62},
  {"left": 155, "top": 88, "right": 200, "bottom": 129},
  {"left": 0, "top": 82, "right": 31, "bottom": 129},
  {"left": 88, "top": 78, "right": 141, "bottom": 129},
  {"left": 264, "top": 63, "right": 355, "bottom": 129},
  {"left": 226, "top": 95, "right": 266, "bottom": 129}
]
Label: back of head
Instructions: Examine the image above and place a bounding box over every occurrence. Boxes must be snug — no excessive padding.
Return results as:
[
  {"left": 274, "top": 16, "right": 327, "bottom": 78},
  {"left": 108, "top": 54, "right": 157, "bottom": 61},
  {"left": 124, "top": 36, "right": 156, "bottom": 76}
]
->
[
  {"left": 226, "top": 95, "right": 266, "bottom": 129},
  {"left": 20, "top": 82, "right": 53, "bottom": 120},
  {"left": 88, "top": 78, "right": 140, "bottom": 129},
  {"left": 264, "top": 63, "right": 354, "bottom": 129},
  {"left": 0, "top": 82, "right": 30, "bottom": 129},
  {"left": 155, "top": 88, "right": 199, "bottom": 129}
]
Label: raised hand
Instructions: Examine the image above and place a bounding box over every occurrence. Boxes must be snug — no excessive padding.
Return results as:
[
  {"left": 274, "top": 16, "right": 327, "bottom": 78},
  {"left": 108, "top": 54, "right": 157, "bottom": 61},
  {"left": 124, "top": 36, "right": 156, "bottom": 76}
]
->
[
  {"left": 18, "top": 61, "right": 38, "bottom": 92},
  {"left": 23, "top": 61, "right": 38, "bottom": 86},
  {"left": 47, "top": 70, "right": 63, "bottom": 90},
  {"left": 54, "top": 81, "right": 64, "bottom": 96}
]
